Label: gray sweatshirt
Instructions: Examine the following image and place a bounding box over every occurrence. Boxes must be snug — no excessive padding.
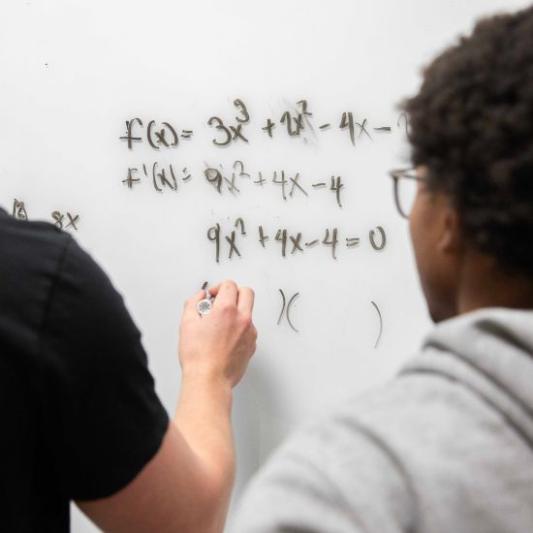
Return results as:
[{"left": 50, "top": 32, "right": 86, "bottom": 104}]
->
[{"left": 231, "top": 308, "right": 533, "bottom": 533}]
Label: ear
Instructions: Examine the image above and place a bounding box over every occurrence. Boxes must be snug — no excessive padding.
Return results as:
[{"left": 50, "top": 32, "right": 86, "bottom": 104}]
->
[{"left": 437, "top": 202, "right": 463, "bottom": 255}]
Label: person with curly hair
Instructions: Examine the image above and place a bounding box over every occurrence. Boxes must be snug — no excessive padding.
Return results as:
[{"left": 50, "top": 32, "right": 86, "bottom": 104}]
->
[{"left": 232, "top": 5, "right": 533, "bottom": 533}]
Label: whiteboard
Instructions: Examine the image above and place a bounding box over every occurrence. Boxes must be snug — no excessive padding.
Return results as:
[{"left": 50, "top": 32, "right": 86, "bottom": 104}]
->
[{"left": 1, "top": 1, "right": 530, "bottom": 530}]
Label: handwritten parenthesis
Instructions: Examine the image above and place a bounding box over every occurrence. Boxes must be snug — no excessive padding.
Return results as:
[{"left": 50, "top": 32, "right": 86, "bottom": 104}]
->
[
  {"left": 371, "top": 301, "right": 383, "bottom": 349},
  {"left": 286, "top": 292, "right": 300, "bottom": 333},
  {"left": 162, "top": 122, "right": 178, "bottom": 146},
  {"left": 277, "top": 289, "right": 287, "bottom": 325},
  {"left": 147, "top": 120, "right": 159, "bottom": 150}
]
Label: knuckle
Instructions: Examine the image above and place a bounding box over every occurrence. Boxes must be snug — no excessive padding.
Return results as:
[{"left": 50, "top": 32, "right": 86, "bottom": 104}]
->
[
  {"left": 221, "top": 302, "right": 237, "bottom": 315},
  {"left": 241, "top": 286, "right": 253, "bottom": 294},
  {"left": 223, "top": 279, "right": 237, "bottom": 289},
  {"left": 239, "top": 314, "right": 252, "bottom": 329}
]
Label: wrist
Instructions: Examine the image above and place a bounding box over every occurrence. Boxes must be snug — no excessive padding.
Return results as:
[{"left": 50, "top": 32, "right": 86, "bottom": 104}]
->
[
  {"left": 176, "top": 369, "right": 234, "bottom": 437},
  {"left": 181, "top": 366, "right": 233, "bottom": 395}
]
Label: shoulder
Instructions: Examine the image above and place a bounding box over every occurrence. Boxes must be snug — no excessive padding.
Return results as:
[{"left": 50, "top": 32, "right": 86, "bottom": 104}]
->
[
  {"left": 0, "top": 212, "right": 127, "bottom": 334},
  {"left": 0, "top": 212, "right": 72, "bottom": 276},
  {"left": 0, "top": 212, "right": 113, "bottom": 316},
  {"left": 232, "top": 379, "right": 431, "bottom": 533},
  {"left": 0, "top": 211, "right": 142, "bottom": 369},
  {"left": 233, "top": 366, "right": 502, "bottom": 533},
  {"left": 0, "top": 213, "right": 76, "bottom": 335}
]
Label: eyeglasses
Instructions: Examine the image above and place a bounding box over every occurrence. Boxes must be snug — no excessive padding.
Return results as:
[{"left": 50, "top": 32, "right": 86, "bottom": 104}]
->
[{"left": 388, "top": 168, "right": 425, "bottom": 219}]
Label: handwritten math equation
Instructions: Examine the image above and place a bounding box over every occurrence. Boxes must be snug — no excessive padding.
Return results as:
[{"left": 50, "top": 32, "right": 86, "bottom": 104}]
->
[
  {"left": 11, "top": 199, "right": 80, "bottom": 231},
  {"left": 119, "top": 99, "right": 409, "bottom": 150},
  {"left": 207, "top": 220, "right": 387, "bottom": 262},
  {"left": 123, "top": 160, "right": 345, "bottom": 207},
  {"left": 118, "top": 99, "right": 404, "bottom": 262},
  {"left": 9, "top": 196, "right": 385, "bottom": 345}
]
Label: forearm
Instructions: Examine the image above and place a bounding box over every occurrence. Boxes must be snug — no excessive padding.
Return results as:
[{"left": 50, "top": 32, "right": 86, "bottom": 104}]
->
[
  {"left": 174, "top": 372, "right": 235, "bottom": 521},
  {"left": 171, "top": 281, "right": 256, "bottom": 531}
]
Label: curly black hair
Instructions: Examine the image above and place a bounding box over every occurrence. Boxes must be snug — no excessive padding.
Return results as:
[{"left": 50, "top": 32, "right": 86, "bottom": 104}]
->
[{"left": 403, "top": 5, "right": 533, "bottom": 278}]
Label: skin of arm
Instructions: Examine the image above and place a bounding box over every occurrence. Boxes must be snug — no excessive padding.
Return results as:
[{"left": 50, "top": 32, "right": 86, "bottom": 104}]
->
[{"left": 77, "top": 280, "right": 257, "bottom": 533}]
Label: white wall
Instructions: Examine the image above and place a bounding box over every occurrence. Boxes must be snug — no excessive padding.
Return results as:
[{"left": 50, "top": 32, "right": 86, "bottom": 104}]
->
[{"left": 0, "top": 0, "right": 530, "bottom": 530}]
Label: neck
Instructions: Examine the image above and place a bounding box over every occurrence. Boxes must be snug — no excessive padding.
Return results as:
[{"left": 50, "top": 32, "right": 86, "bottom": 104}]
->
[{"left": 457, "top": 252, "right": 533, "bottom": 314}]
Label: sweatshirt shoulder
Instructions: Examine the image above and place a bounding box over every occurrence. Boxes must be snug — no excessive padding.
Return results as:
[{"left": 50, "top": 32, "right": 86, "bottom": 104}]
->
[
  {"left": 231, "top": 379, "right": 429, "bottom": 533},
  {"left": 232, "top": 366, "right": 526, "bottom": 533}
]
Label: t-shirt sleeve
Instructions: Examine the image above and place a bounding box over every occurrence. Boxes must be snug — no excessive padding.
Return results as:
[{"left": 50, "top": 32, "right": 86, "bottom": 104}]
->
[
  {"left": 39, "top": 235, "right": 169, "bottom": 500},
  {"left": 231, "top": 415, "right": 414, "bottom": 533}
]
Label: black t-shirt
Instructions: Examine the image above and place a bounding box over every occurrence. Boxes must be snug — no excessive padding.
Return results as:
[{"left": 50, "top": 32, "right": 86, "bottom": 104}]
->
[{"left": 0, "top": 208, "right": 169, "bottom": 532}]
